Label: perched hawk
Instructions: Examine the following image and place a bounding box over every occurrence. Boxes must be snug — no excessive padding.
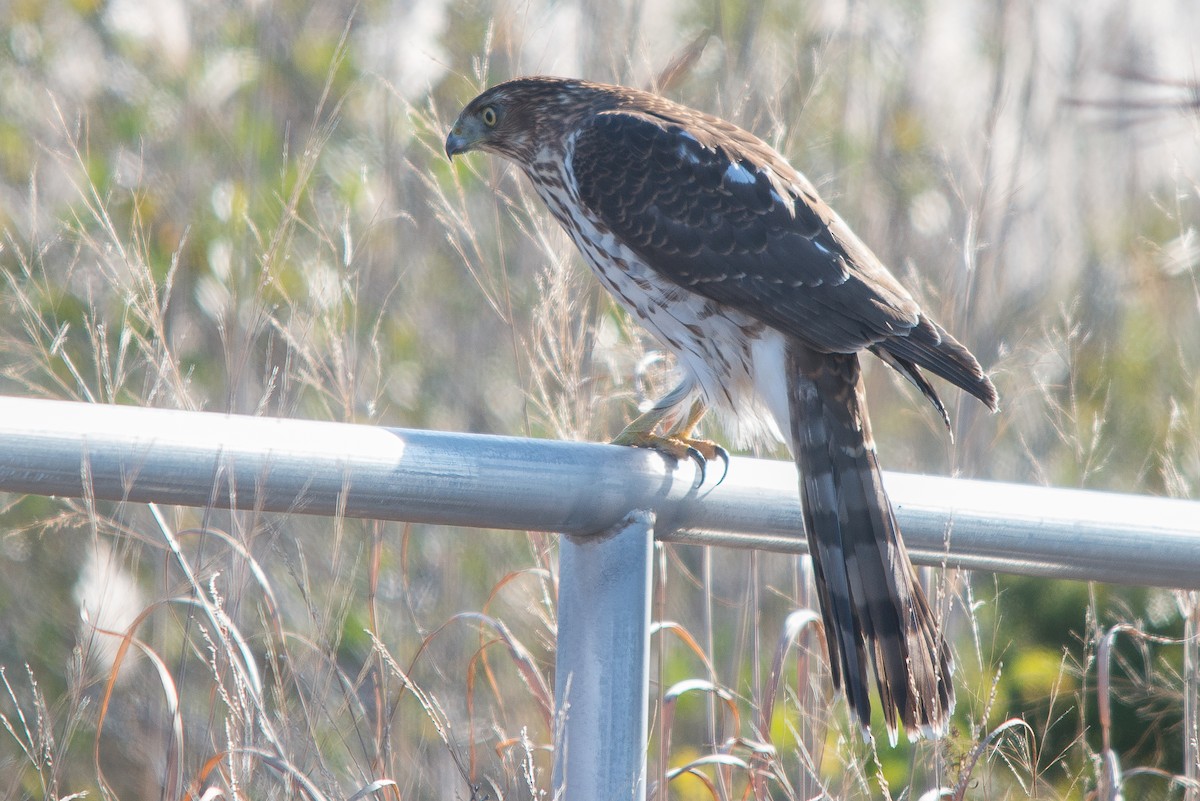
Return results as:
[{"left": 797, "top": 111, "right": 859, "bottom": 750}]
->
[{"left": 447, "top": 77, "right": 997, "bottom": 740}]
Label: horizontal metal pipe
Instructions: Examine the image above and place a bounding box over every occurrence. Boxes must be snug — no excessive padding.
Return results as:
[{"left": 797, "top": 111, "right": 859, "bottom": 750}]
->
[{"left": 1, "top": 396, "right": 1197, "bottom": 588}]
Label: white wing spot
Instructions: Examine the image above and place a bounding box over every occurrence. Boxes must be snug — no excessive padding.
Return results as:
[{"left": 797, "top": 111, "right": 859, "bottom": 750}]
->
[
  {"left": 677, "top": 141, "right": 702, "bottom": 165},
  {"left": 723, "top": 162, "right": 757, "bottom": 185},
  {"left": 673, "top": 130, "right": 707, "bottom": 164},
  {"left": 812, "top": 239, "right": 835, "bottom": 257}
]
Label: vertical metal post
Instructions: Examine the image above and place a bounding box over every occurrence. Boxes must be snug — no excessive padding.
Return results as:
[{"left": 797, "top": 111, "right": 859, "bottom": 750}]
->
[
  {"left": 553, "top": 510, "right": 654, "bottom": 801},
  {"left": 1185, "top": 594, "right": 1199, "bottom": 801}
]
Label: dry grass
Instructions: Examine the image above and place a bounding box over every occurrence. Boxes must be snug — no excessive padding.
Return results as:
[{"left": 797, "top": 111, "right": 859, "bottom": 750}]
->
[{"left": 0, "top": 0, "right": 1198, "bottom": 798}]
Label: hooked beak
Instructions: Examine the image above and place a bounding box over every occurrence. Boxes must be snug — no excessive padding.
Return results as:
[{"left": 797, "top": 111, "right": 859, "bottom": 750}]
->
[
  {"left": 445, "top": 129, "right": 469, "bottom": 159},
  {"left": 446, "top": 115, "right": 482, "bottom": 160}
]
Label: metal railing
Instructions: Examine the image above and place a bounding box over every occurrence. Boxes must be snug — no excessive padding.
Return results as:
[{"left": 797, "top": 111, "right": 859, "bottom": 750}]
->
[{"left": 1, "top": 395, "right": 1198, "bottom": 799}]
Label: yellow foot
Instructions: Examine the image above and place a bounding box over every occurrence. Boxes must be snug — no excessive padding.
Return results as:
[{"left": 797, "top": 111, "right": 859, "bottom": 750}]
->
[{"left": 612, "top": 429, "right": 730, "bottom": 488}]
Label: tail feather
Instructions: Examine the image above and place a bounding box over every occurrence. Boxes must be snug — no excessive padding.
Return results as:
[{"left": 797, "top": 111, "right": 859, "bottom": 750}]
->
[
  {"left": 880, "top": 316, "right": 998, "bottom": 412},
  {"left": 869, "top": 344, "right": 952, "bottom": 434},
  {"left": 787, "top": 345, "right": 954, "bottom": 741}
]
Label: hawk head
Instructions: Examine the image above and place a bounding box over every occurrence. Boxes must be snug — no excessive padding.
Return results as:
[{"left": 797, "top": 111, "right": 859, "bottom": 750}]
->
[{"left": 445, "top": 77, "right": 616, "bottom": 164}]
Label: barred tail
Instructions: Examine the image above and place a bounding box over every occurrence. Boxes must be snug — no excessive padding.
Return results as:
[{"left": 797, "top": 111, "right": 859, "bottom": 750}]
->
[{"left": 786, "top": 345, "right": 954, "bottom": 741}]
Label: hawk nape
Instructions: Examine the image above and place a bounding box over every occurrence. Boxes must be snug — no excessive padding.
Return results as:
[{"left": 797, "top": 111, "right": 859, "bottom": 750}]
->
[{"left": 447, "top": 76, "right": 997, "bottom": 741}]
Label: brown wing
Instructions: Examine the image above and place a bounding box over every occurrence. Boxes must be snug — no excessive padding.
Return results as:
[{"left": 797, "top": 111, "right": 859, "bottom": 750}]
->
[{"left": 570, "top": 108, "right": 997, "bottom": 412}]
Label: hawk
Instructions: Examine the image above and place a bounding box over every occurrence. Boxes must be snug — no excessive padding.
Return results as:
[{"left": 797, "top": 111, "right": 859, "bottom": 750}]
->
[{"left": 446, "top": 76, "right": 997, "bottom": 740}]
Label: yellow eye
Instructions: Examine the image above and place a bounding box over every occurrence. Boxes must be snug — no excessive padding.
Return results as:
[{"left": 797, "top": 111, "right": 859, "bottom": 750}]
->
[{"left": 481, "top": 106, "right": 498, "bottom": 127}]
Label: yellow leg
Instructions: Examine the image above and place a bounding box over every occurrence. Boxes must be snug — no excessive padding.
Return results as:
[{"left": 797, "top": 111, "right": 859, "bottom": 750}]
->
[
  {"left": 612, "top": 397, "right": 729, "bottom": 486},
  {"left": 669, "top": 399, "right": 712, "bottom": 440}
]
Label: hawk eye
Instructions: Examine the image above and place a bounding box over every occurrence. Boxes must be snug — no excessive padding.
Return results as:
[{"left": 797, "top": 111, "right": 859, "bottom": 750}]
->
[{"left": 481, "top": 106, "right": 498, "bottom": 127}]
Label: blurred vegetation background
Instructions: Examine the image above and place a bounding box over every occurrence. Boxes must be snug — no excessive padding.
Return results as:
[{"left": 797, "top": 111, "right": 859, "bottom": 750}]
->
[{"left": 0, "top": 0, "right": 1197, "bottom": 798}]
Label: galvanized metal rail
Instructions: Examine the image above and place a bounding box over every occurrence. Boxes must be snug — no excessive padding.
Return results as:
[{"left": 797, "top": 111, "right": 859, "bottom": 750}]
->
[
  {"left": 1, "top": 396, "right": 1198, "bottom": 800},
  {"left": 1, "top": 396, "right": 1196, "bottom": 588}
]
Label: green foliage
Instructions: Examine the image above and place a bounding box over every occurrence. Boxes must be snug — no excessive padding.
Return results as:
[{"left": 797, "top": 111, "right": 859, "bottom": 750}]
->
[{"left": 0, "top": 0, "right": 1197, "bottom": 798}]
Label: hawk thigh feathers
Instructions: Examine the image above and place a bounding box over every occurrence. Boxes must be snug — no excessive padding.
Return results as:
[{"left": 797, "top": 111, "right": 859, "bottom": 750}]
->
[{"left": 447, "top": 76, "right": 998, "bottom": 741}]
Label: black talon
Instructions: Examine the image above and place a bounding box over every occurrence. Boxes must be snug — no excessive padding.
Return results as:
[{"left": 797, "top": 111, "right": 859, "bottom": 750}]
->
[
  {"left": 712, "top": 445, "right": 731, "bottom": 486},
  {"left": 685, "top": 445, "right": 707, "bottom": 488}
]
